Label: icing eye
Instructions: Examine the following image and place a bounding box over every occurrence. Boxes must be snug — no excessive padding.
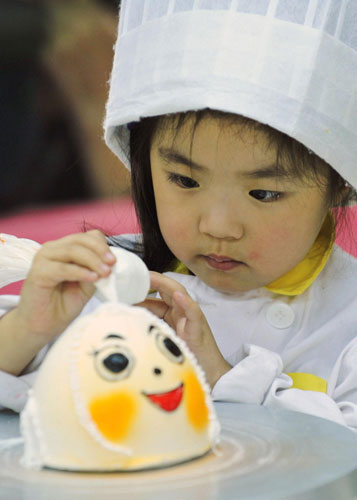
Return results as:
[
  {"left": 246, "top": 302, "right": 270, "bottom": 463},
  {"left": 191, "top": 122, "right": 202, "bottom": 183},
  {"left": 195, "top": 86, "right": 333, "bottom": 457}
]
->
[
  {"left": 94, "top": 346, "right": 134, "bottom": 381},
  {"left": 104, "top": 353, "right": 129, "bottom": 373},
  {"left": 156, "top": 334, "right": 185, "bottom": 364}
]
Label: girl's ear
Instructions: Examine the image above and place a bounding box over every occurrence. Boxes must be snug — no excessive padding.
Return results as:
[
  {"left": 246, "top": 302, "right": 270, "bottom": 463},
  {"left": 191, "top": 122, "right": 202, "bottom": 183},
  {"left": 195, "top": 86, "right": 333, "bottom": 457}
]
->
[
  {"left": 335, "top": 182, "right": 354, "bottom": 207},
  {"left": 328, "top": 180, "right": 354, "bottom": 208}
]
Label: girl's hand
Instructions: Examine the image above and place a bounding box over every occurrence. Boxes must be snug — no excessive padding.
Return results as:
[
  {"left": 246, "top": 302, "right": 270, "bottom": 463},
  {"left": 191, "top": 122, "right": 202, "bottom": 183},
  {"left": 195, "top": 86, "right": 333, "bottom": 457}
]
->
[
  {"left": 16, "top": 230, "right": 116, "bottom": 344},
  {"left": 138, "top": 271, "right": 231, "bottom": 388}
]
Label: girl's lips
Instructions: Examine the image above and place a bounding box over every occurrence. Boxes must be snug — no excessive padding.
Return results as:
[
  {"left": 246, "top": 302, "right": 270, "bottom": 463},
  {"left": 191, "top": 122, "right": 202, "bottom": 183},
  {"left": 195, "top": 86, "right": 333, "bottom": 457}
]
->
[{"left": 204, "top": 254, "right": 244, "bottom": 271}]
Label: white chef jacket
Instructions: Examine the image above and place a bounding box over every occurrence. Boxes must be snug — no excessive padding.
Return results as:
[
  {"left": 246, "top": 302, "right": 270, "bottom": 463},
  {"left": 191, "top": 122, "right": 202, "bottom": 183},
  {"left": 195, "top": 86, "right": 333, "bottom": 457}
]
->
[{"left": 0, "top": 244, "right": 356, "bottom": 431}]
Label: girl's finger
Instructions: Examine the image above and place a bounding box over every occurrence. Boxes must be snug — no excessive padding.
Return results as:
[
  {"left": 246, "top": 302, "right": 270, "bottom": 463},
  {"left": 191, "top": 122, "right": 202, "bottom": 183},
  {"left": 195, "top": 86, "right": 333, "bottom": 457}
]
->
[
  {"left": 34, "top": 243, "right": 114, "bottom": 278},
  {"left": 135, "top": 298, "right": 169, "bottom": 319},
  {"left": 176, "top": 316, "right": 187, "bottom": 337},
  {"left": 149, "top": 271, "right": 188, "bottom": 302},
  {"left": 172, "top": 291, "right": 205, "bottom": 340},
  {"left": 28, "top": 261, "right": 100, "bottom": 288},
  {"left": 173, "top": 291, "right": 202, "bottom": 323},
  {"left": 42, "top": 231, "right": 116, "bottom": 264}
]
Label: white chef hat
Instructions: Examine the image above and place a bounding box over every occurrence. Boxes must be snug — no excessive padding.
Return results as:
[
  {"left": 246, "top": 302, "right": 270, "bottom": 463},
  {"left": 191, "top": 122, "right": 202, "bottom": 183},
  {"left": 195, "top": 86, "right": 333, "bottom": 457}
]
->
[{"left": 104, "top": 0, "right": 357, "bottom": 190}]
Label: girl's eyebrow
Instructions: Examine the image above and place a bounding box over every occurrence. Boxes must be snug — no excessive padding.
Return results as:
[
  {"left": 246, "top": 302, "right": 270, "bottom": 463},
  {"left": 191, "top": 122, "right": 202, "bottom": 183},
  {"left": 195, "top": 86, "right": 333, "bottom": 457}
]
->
[
  {"left": 159, "top": 147, "right": 205, "bottom": 171},
  {"left": 158, "top": 147, "right": 289, "bottom": 179},
  {"left": 243, "top": 165, "right": 290, "bottom": 179}
]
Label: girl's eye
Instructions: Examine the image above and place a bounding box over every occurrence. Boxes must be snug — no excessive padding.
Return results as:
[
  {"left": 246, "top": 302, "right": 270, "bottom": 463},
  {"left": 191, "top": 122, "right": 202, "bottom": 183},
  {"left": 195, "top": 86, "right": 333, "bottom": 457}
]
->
[
  {"left": 168, "top": 173, "right": 199, "bottom": 189},
  {"left": 249, "top": 190, "right": 282, "bottom": 202}
]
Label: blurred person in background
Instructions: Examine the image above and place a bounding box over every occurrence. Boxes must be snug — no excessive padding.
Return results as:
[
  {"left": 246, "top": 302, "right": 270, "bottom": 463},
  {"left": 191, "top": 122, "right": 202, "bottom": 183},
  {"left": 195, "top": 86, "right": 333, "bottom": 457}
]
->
[{"left": 0, "top": 0, "right": 128, "bottom": 215}]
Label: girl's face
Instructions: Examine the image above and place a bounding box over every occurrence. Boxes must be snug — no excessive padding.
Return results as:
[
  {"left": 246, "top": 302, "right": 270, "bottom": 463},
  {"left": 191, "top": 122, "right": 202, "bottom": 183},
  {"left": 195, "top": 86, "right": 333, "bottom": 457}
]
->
[{"left": 150, "top": 117, "right": 331, "bottom": 294}]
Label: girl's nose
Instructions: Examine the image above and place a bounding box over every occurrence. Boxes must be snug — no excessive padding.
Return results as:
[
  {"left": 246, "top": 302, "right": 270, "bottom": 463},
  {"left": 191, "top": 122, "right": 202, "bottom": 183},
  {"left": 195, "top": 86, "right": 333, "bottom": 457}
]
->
[{"left": 198, "top": 199, "right": 244, "bottom": 240}]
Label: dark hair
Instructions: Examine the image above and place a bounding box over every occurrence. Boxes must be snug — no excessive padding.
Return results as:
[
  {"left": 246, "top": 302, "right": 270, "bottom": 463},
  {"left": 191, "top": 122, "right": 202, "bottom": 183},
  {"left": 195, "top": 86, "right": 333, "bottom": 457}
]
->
[{"left": 128, "top": 109, "right": 357, "bottom": 272}]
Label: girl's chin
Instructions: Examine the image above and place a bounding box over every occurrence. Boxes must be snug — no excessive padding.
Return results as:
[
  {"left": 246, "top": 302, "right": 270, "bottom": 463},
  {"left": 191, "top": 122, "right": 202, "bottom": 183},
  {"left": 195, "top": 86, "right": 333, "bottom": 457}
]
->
[
  {"left": 196, "top": 272, "right": 262, "bottom": 294},
  {"left": 185, "top": 259, "right": 269, "bottom": 293}
]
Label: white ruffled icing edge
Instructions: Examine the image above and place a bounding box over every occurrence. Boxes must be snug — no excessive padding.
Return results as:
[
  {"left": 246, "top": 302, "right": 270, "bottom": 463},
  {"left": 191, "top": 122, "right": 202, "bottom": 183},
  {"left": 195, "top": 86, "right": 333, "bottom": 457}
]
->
[
  {"left": 163, "top": 321, "right": 222, "bottom": 448},
  {"left": 20, "top": 390, "right": 48, "bottom": 469}
]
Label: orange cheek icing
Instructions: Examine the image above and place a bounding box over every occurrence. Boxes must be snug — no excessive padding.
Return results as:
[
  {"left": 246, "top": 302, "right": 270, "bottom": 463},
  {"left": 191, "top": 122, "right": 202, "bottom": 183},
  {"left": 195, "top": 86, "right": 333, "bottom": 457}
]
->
[
  {"left": 184, "top": 370, "right": 209, "bottom": 431},
  {"left": 89, "top": 391, "right": 137, "bottom": 442}
]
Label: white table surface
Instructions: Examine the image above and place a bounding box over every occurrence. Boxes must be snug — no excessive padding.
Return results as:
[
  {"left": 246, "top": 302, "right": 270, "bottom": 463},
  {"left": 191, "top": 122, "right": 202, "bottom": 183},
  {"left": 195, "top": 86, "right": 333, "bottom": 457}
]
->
[{"left": 0, "top": 403, "right": 356, "bottom": 500}]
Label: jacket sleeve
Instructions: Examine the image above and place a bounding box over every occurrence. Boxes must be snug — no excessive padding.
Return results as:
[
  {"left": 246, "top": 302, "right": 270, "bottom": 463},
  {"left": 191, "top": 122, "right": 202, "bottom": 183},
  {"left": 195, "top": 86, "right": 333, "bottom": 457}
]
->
[
  {"left": 0, "top": 294, "right": 51, "bottom": 412},
  {"left": 211, "top": 342, "right": 357, "bottom": 431},
  {"left": 0, "top": 294, "right": 103, "bottom": 412},
  {"left": 327, "top": 338, "right": 357, "bottom": 429},
  {"left": 0, "top": 346, "right": 50, "bottom": 412}
]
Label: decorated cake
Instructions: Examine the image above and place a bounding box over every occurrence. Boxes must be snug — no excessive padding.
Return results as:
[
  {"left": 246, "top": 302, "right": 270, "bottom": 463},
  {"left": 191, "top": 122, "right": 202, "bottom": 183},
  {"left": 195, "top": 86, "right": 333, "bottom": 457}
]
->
[{"left": 20, "top": 301, "right": 220, "bottom": 471}]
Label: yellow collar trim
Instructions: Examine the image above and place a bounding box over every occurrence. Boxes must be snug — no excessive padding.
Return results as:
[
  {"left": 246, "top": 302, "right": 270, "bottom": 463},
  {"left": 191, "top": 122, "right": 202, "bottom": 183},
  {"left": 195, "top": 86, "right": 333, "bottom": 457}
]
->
[
  {"left": 172, "top": 212, "right": 335, "bottom": 296},
  {"left": 173, "top": 261, "right": 191, "bottom": 275},
  {"left": 265, "top": 212, "right": 335, "bottom": 296},
  {"left": 286, "top": 373, "right": 327, "bottom": 393}
]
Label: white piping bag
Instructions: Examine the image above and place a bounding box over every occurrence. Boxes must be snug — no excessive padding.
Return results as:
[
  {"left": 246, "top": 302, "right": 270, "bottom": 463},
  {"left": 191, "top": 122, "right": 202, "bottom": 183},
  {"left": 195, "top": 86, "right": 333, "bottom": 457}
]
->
[{"left": 0, "top": 234, "right": 150, "bottom": 305}]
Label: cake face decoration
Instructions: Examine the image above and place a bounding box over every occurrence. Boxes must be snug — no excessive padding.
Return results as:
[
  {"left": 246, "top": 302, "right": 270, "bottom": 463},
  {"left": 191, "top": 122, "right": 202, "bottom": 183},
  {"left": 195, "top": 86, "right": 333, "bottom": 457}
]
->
[{"left": 21, "top": 303, "right": 220, "bottom": 471}]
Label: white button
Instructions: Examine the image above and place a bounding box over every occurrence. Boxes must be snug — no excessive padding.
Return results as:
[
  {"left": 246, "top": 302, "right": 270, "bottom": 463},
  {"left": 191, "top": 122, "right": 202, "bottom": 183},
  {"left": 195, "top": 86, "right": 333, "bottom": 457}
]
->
[{"left": 266, "top": 302, "right": 295, "bottom": 329}]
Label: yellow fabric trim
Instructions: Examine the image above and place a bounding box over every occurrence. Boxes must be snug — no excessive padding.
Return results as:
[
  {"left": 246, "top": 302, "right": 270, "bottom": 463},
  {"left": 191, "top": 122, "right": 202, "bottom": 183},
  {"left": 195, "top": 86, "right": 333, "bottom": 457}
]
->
[
  {"left": 173, "top": 260, "right": 191, "bottom": 274},
  {"left": 287, "top": 372, "right": 327, "bottom": 393},
  {"left": 265, "top": 212, "right": 335, "bottom": 296}
]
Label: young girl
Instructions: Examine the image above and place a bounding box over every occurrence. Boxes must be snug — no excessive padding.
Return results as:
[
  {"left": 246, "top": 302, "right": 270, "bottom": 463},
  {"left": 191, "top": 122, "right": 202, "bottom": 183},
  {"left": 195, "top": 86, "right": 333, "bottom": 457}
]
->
[{"left": 1, "top": 1, "right": 356, "bottom": 430}]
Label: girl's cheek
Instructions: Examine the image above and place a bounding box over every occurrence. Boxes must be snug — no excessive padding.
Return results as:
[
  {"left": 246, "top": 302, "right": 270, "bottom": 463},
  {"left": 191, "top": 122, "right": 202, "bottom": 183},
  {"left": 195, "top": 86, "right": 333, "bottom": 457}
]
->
[
  {"left": 159, "top": 215, "right": 191, "bottom": 248},
  {"left": 248, "top": 226, "right": 292, "bottom": 262},
  {"left": 248, "top": 250, "right": 261, "bottom": 261},
  {"left": 167, "top": 214, "right": 192, "bottom": 238}
]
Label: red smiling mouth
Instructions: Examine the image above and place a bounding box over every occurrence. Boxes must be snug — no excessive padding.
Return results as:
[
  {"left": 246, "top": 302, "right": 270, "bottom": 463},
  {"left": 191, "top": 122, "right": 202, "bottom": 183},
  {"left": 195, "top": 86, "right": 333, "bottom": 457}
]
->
[{"left": 144, "top": 383, "right": 184, "bottom": 412}]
